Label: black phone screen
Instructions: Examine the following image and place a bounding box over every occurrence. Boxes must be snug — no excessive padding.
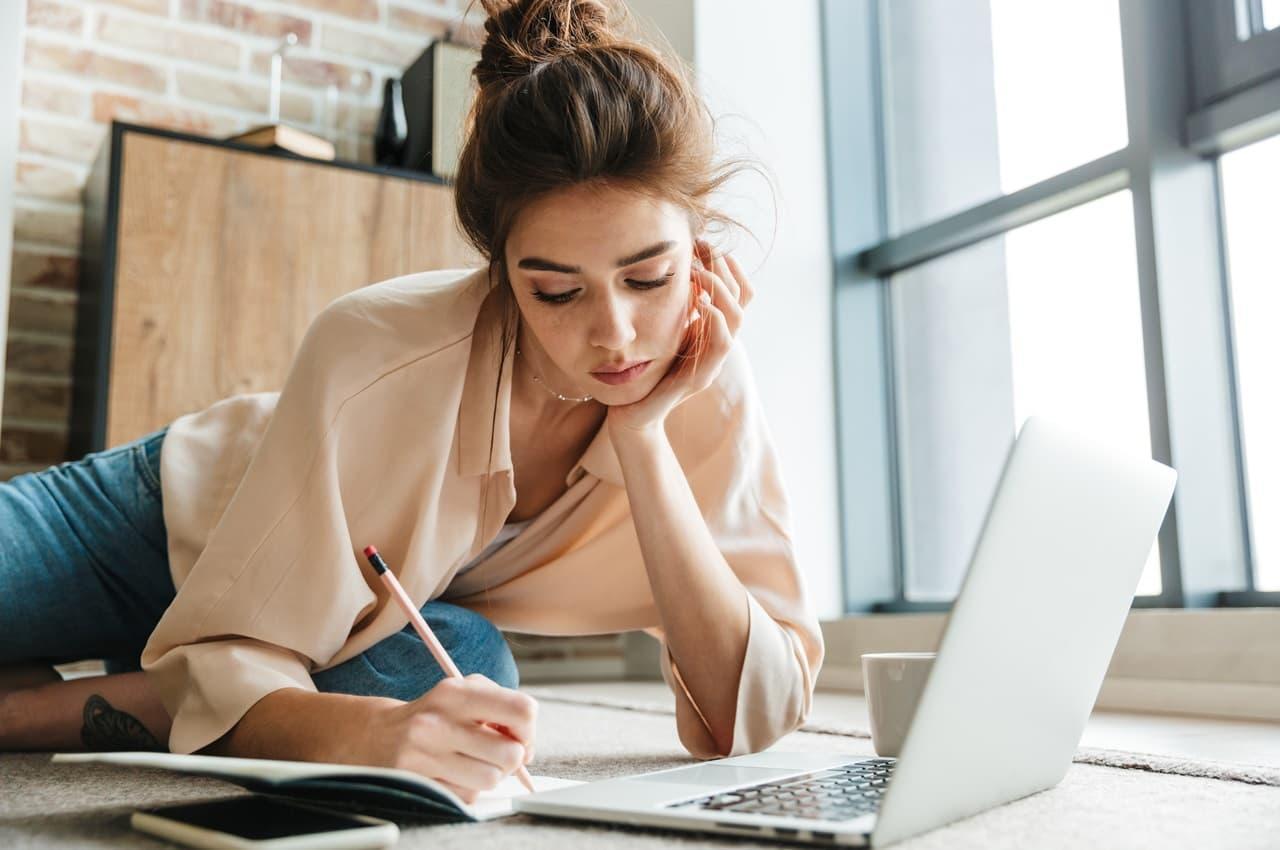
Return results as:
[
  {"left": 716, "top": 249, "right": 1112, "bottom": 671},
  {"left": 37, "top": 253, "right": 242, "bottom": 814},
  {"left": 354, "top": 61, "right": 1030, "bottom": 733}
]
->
[{"left": 140, "top": 795, "right": 379, "bottom": 840}]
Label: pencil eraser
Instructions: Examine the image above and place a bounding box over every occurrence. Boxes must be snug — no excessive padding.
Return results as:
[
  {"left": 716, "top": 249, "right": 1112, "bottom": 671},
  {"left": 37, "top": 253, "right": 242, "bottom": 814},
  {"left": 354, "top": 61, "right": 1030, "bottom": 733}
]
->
[{"left": 363, "top": 545, "right": 378, "bottom": 558}]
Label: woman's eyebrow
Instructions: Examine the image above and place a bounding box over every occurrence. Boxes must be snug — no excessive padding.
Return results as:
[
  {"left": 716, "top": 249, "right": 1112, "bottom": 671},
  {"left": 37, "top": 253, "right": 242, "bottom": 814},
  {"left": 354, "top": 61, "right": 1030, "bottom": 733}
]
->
[{"left": 517, "top": 240, "right": 675, "bottom": 273}]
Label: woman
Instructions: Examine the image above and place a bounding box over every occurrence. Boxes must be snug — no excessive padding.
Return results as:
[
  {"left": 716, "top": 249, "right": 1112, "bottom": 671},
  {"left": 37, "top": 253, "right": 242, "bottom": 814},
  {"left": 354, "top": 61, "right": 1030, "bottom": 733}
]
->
[{"left": 0, "top": 0, "right": 822, "bottom": 803}]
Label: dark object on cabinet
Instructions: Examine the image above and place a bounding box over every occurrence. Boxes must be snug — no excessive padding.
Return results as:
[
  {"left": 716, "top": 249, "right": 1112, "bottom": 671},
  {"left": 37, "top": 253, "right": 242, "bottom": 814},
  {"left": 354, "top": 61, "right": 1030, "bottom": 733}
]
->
[{"left": 374, "top": 78, "right": 409, "bottom": 166}]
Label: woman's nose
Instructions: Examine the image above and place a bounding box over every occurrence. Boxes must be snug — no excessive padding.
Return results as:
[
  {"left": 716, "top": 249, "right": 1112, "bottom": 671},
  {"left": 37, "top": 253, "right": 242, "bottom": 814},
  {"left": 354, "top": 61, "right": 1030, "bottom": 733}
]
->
[{"left": 588, "top": 294, "right": 637, "bottom": 350}]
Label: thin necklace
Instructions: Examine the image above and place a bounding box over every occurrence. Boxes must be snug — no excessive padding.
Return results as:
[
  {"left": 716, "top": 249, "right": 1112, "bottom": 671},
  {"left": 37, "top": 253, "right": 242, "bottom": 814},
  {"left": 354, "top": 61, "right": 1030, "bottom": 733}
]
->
[{"left": 515, "top": 345, "right": 594, "bottom": 403}]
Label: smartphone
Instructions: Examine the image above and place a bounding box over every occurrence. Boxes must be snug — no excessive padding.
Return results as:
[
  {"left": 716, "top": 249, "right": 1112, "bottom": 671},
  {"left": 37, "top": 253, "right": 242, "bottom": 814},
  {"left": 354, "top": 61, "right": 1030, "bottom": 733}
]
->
[{"left": 130, "top": 795, "right": 399, "bottom": 850}]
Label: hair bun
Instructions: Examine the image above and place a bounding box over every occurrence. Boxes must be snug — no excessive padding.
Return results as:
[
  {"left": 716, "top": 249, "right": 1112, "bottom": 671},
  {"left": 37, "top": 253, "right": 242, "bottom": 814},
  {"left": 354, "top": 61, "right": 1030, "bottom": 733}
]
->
[{"left": 473, "top": 0, "right": 615, "bottom": 88}]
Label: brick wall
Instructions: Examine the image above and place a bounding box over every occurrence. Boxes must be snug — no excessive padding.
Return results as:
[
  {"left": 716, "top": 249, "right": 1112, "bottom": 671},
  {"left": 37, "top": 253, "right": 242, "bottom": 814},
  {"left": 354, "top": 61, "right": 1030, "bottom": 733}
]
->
[{"left": 4, "top": 0, "right": 484, "bottom": 478}]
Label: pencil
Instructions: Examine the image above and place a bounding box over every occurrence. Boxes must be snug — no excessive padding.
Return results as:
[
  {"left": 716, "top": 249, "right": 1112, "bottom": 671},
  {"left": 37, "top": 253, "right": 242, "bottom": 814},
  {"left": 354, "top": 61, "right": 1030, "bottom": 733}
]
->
[{"left": 362, "top": 544, "right": 536, "bottom": 794}]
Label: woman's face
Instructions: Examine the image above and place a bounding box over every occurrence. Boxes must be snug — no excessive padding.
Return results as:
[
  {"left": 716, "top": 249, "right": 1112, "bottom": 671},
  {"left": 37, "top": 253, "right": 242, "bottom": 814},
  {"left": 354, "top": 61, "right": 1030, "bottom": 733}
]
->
[{"left": 505, "top": 184, "right": 696, "bottom": 407}]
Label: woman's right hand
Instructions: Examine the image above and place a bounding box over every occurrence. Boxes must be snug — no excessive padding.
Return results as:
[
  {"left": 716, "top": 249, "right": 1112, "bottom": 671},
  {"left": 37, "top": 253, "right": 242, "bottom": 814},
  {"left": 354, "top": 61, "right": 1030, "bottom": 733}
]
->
[{"left": 362, "top": 673, "right": 538, "bottom": 803}]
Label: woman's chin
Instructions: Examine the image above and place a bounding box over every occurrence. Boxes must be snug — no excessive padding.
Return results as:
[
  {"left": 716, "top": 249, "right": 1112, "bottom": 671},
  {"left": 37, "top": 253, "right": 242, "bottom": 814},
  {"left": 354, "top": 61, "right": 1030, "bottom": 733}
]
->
[
  {"left": 595, "top": 386, "right": 647, "bottom": 407},
  {"left": 591, "top": 375, "right": 660, "bottom": 406}
]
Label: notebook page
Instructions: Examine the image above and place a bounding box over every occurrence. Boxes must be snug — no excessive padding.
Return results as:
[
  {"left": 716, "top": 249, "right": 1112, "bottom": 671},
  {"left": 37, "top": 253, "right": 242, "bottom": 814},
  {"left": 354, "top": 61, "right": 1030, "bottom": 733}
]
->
[{"left": 471, "top": 773, "right": 584, "bottom": 820}]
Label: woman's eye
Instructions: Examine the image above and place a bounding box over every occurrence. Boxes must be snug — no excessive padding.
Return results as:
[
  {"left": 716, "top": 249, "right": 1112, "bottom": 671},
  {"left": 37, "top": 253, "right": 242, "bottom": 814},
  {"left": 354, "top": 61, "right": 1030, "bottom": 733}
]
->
[
  {"left": 531, "top": 273, "right": 673, "bottom": 305},
  {"left": 628, "top": 272, "right": 675, "bottom": 290},
  {"left": 532, "top": 288, "right": 578, "bottom": 304}
]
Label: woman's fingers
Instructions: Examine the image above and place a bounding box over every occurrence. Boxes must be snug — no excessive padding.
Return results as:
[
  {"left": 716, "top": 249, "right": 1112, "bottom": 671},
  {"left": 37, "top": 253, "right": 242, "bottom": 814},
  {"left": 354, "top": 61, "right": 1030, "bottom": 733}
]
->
[
  {"left": 680, "top": 283, "right": 733, "bottom": 389},
  {"left": 689, "top": 298, "right": 732, "bottom": 392},
  {"left": 435, "top": 777, "right": 479, "bottom": 805},
  {"left": 703, "top": 291, "right": 733, "bottom": 354},
  {"left": 434, "top": 747, "right": 509, "bottom": 797},
  {"left": 412, "top": 719, "right": 527, "bottom": 801},
  {"left": 431, "top": 674, "right": 537, "bottom": 747},
  {"left": 694, "top": 239, "right": 750, "bottom": 316},
  {"left": 712, "top": 254, "right": 740, "bottom": 303},
  {"left": 693, "top": 266, "right": 743, "bottom": 335},
  {"left": 664, "top": 238, "right": 745, "bottom": 397},
  {"left": 723, "top": 253, "right": 752, "bottom": 307},
  {"left": 454, "top": 719, "right": 530, "bottom": 776},
  {"left": 696, "top": 239, "right": 742, "bottom": 303}
]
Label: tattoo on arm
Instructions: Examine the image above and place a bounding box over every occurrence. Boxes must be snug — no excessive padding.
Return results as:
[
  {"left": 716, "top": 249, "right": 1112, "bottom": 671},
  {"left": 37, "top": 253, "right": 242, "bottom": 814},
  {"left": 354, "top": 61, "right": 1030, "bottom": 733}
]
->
[{"left": 81, "top": 694, "right": 163, "bottom": 752}]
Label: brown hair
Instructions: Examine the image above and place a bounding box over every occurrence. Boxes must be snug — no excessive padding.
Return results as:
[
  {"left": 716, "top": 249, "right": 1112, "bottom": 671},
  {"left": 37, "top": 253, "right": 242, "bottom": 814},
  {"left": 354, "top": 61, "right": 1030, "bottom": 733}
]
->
[{"left": 452, "top": 0, "right": 773, "bottom": 552}]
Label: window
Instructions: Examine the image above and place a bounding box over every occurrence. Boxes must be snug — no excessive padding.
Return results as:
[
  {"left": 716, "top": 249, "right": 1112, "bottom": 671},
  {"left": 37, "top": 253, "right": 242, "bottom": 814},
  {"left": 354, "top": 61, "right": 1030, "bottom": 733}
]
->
[
  {"left": 891, "top": 192, "right": 1160, "bottom": 601},
  {"left": 1259, "top": 0, "right": 1279, "bottom": 32},
  {"left": 824, "top": 0, "right": 1280, "bottom": 611},
  {"left": 881, "top": 0, "right": 1126, "bottom": 234},
  {"left": 1219, "top": 134, "right": 1280, "bottom": 591}
]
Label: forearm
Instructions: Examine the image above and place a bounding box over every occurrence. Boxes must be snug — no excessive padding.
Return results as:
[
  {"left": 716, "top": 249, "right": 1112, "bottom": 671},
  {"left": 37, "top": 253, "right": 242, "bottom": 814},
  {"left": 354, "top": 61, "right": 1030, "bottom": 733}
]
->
[
  {"left": 204, "top": 687, "right": 399, "bottom": 764},
  {"left": 0, "top": 671, "right": 171, "bottom": 752},
  {"left": 612, "top": 427, "right": 750, "bottom": 753},
  {"left": 0, "top": 662, "right": 61, "bottom": 696}
]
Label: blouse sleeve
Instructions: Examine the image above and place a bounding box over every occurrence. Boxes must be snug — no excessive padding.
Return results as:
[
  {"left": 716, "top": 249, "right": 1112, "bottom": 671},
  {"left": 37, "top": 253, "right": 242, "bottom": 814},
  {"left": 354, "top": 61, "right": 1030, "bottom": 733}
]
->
[
  {"left": 141, "top": 300, "right": 382, "bottom": 755},
  {"left": 648, "top": 344, "right": 825, "bottom": 759}
]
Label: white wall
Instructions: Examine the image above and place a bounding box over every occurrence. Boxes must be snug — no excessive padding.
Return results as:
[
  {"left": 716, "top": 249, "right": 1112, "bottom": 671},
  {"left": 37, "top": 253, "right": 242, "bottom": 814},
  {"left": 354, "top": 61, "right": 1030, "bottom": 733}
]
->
[
  {"left": 630, "top": 0, "right": 842, "bottom": 618},
  {"left": 0, "top": 0, "right": 23, "bottom": 416}
]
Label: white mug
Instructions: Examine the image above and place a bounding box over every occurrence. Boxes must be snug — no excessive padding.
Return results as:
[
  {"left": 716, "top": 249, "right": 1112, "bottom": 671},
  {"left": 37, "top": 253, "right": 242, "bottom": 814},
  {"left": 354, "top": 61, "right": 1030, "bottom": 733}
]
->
[{"left": 861, "top": 652, "right": 936, "bottom": 758}]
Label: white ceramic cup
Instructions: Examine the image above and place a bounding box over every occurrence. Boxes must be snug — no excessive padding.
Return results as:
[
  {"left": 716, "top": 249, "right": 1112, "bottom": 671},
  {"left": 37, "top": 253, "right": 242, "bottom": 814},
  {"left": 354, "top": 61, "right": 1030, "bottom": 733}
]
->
[{"left": 861, "top": 652, "right": 936, "bottom": 758}]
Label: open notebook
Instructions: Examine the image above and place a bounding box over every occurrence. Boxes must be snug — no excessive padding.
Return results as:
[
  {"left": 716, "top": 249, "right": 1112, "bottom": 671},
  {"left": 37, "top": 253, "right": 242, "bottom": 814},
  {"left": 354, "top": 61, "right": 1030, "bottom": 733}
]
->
[{"left": 52, "top": 752, "right": 581, "bottom": 823}]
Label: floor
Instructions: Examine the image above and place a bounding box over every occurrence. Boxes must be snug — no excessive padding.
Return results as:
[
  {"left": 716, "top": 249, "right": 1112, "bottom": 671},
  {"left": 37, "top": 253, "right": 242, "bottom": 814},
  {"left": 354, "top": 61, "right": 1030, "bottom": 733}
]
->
[
  {"left": 4, "top": 679, "right": 1279, "bottom": 849},
  {"left": 533, "top": 680, "right": 1280, "bottom": 769}
]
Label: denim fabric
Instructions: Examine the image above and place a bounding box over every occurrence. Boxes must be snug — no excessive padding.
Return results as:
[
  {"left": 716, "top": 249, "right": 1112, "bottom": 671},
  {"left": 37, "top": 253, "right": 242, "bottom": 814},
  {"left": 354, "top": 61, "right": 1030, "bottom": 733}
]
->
[{"left": 0, "top": 427, "right": 517, "bottom": 699}]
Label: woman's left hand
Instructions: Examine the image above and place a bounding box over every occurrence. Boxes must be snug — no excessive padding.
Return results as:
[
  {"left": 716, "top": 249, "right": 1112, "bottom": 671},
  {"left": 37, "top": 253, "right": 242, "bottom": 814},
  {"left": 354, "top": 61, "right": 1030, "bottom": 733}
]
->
[{"left": 606, "top": 239, "right": 753, "bottom": 438}]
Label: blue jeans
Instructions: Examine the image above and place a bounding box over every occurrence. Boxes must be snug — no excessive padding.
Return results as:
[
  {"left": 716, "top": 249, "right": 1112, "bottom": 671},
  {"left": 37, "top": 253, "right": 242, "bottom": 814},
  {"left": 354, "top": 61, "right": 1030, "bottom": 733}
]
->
[{"left": 0, "top": 427, "right": 518, "bottom": 701}]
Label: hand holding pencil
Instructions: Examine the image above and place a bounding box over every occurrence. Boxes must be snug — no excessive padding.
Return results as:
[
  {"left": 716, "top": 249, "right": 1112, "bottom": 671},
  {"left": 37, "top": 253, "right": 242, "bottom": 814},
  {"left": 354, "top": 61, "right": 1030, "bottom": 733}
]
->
[{"left": 363, "top": 545, "right": 537, "bottom": 796}]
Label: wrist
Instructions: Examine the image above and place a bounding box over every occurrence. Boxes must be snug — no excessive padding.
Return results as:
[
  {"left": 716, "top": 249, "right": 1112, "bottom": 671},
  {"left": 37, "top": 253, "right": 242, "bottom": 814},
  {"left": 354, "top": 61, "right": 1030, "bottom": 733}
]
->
[
  {"left": 337, "top": 694, "right": 403, "bottom": 765},
  {"left": 212, "top": 689, "right": 400, "bottom": 764},
  {"left": 0, "top": 689, "right": 19, "bottom": 749},
  {"left": 607, "top": 419, "right": 667, "bottom": 452}
]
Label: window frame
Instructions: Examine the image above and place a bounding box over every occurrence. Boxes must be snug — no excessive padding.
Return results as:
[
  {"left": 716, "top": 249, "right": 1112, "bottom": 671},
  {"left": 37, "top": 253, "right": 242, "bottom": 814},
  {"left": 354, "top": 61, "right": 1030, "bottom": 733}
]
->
[
  {"left": 1188, "top": 0, "right": 1280, "bottom": 107},
  {"left": 822, "top": 0, "right": 1280, "bottom": 614},
  {"left": 1186, "top": 0, "right": 1280, "bottom": 154}
]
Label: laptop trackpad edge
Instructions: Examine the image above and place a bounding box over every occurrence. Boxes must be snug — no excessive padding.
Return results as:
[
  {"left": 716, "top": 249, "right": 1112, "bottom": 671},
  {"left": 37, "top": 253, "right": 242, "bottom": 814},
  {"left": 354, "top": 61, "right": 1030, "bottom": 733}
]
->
[{"left": 628, "top": 763, "right": 803, "bottom": 788}]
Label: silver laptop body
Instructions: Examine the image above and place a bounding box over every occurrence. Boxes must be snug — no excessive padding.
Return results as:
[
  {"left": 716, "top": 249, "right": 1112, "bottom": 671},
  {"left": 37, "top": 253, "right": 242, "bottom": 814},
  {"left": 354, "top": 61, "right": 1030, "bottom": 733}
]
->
[{"left": 516, "top": 416, "right": 1178, "bottom": 846}]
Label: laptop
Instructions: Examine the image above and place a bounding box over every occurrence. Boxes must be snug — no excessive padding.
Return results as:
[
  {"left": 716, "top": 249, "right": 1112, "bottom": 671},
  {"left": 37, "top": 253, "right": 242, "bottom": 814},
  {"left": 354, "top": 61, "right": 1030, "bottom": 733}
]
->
[{"left": 515, "top": 416, "right": 1178, "bottom": 846}]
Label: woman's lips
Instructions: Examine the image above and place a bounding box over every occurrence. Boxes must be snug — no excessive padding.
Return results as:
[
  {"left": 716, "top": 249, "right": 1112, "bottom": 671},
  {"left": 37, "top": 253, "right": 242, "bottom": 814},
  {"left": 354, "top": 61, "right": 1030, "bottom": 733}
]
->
[{"left": 590, "top": 360, "right": 652, "bottom": 385}]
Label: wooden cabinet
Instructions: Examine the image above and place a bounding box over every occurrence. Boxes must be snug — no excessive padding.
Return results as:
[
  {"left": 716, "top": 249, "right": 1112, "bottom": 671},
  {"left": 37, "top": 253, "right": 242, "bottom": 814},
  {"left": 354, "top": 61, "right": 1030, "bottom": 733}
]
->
[{"left": 74, "top": 122, "right": 481, "bottom": 456}]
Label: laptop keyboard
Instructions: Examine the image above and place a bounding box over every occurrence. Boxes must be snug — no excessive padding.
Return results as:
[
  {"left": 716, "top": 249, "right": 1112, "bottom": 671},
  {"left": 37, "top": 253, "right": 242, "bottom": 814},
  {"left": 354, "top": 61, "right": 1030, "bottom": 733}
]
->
[{"left": 668, "top": 759, "right": 896, "bottom": 821}]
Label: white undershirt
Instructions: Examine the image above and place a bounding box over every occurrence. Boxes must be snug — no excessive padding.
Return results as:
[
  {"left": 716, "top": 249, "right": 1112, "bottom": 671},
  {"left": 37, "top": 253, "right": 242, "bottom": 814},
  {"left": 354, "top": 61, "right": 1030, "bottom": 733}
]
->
[{"left": 456, "top": 517, "right": 536, "bottom": 575}]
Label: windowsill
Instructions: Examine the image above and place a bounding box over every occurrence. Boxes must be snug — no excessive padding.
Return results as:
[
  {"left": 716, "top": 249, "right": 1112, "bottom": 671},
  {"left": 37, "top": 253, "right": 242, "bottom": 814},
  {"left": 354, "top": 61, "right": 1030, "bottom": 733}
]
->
[{"left": 817, "top": 607, "right": 1280, "bottom": 723}]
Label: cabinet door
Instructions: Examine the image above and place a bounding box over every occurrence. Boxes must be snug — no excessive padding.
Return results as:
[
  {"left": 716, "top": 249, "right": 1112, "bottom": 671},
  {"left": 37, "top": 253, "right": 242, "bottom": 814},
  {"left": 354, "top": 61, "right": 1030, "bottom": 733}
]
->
[{"left": 106, "top": 131, "right": 480, "bottom": 448}]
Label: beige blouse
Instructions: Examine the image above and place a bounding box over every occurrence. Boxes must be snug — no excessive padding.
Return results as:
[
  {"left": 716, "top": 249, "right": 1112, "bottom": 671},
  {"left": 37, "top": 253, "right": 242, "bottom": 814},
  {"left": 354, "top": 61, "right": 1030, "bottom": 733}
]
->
[{"left": 140, "top": 266, "right": 824, "bottom": 759}]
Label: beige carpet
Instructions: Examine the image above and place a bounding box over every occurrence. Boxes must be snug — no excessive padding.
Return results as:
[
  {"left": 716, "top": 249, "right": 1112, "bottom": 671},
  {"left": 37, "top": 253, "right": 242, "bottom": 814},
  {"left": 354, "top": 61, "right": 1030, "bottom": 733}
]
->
[
  {"left": 524, "top": 685, "right": 1280, "bottom": 788},
  {"left": 3, "top": 692, "right": 1278, "bottom": 848}
]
